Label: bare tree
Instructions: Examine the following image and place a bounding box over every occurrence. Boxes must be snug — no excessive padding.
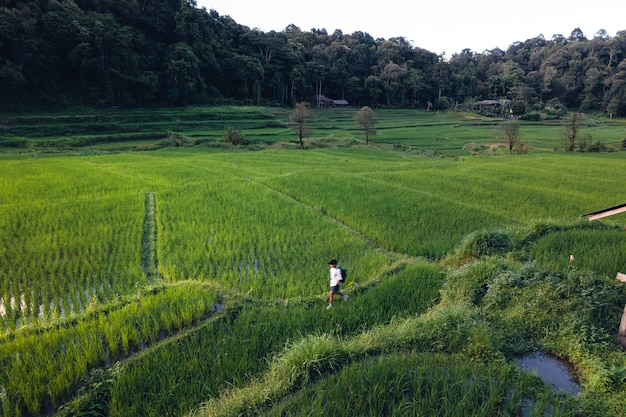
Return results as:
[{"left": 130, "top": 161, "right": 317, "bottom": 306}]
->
[
  {"left": 355, "top": 106, "right": 377, "bottom": 144},
  {"left": 563, "top": 112, "right": 585, "bottom": 152},
  {"left": 500, "top": 119, "right": 520, "bottom": 154},
  {"left": 291, "top": 102, "right": 311, "bottom": 149}
]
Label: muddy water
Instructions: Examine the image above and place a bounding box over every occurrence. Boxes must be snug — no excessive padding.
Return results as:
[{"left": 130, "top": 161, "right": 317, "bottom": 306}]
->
[{"left": 516, "top": 351, "right": 582, "bottom": 395}]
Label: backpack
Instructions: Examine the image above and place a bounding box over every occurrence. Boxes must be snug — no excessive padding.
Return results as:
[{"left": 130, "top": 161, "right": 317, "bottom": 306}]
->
[{"left": 339, "top": 267, "right": 347, "bottom": 283}]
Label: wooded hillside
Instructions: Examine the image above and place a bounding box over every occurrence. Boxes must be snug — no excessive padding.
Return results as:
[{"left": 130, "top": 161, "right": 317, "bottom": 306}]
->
[{"left": 1, "top": 0, "right": 626, "bottom": 116}]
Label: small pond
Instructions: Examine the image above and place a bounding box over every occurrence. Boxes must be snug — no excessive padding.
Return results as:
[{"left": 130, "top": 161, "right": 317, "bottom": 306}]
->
[{"left": 516, "top": 351, "right": 582, "bottom": 395}]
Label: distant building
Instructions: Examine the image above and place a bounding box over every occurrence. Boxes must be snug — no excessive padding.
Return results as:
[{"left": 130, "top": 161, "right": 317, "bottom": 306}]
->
[
  {"left": 311, "top": 95, "right": 349, "bottom": 107},
  {"left": 474, "top": 99, "right": 512, "bottom": 115}
]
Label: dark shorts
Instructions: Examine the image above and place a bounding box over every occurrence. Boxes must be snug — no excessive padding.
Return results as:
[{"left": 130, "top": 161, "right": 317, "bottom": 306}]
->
[{"left": 330, "top": 285, "right": 340, "bottom": 293}]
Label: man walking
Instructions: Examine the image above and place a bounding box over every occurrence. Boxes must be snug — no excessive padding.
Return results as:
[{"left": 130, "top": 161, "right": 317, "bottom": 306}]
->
[{"left": 327, "top": 259, "right": 349, "bottom": 309}]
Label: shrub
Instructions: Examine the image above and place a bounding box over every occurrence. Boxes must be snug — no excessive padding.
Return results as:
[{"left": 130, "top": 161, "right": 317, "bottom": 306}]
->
[
  {"left": 522, "top": 111, "right": 541, "bottom": 121},
  {"left": 164, "top": 131, "right": 190, "bottom": 147},
  {"left": 589, "top": 140, "right": 607, "bottom": 152},
  {"left": 434, "top": 96, "right": 452, "bottom": 110},
  {"left": 514, "top": 140, "right": 529, "bottom": 154},
  {"left": 511, "top": 100, "right": 527, "bottom": 116},
  {"left": 222, "top": 126, "right": 245, "bottom": 146},
  {"left": 454, "top": 229, "right": 513, "bottom": 261}
]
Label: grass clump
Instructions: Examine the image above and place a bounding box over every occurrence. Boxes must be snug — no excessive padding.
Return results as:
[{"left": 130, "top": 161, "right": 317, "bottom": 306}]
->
[{"left": 450, "top": 229, "right": 514, "bottom": 264}]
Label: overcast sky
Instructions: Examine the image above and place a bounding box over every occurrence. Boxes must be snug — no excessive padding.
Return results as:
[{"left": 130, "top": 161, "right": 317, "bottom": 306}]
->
[{"left": 197, "top": 0, "right": 625, "bottom": 56}]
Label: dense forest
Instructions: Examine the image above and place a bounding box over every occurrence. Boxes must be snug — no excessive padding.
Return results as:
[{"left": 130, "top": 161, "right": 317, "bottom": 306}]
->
[{"left": 2, "top": 0, "right": 626, "bottom": 116}]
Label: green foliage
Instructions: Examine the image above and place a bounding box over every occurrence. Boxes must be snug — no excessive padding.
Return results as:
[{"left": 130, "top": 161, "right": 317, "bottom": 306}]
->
[
  {"left": 522, "top": 111, "right": 542, "bottom": 121},
  {"left": 0, "top": 137, "right": 32, "bottom": 148},
  {"left": 452, "top": 229, "right": 514, "bottom": 262},
  {"left": 222, "top": 126, "right": 245, "bottom": 146},
  {"left": 441, "top": 258, "right": 515, "bottom": 305},
  {"left": 511, "top": 100, "right": 527, "bottom": 116},
  {"left": 443, "top": 256, "right": 626, "bottom": 394},
  {"left": 2, "top": 1, "right": 626, "bottom": 116},
  {"left": 164, "top": 132, "right": 192, "bottom": 147},
  {"left": 354, "top": 106, "right": 377, "bottom": 144},
  {"left": 56, "top": 366, "right": 119, "bottom": 417}
]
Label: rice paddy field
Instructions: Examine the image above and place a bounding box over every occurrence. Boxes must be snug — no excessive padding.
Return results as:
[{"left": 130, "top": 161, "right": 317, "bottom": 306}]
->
[{"left": 1, "top": 107, "right": 626, "bottom": 417}]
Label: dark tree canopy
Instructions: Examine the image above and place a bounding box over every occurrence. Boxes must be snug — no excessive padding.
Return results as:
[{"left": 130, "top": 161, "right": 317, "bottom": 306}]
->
[{"left": 1, "top": 1, "right": 626, "bottom": 116}]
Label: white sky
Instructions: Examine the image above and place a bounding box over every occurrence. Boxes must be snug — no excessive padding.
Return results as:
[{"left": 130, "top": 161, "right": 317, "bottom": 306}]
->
[{"left": 197, "top": 0, "right": 625, "bottom": 56}]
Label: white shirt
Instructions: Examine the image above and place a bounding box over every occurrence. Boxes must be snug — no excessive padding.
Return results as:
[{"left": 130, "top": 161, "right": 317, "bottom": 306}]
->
[{"left": 330, "top": 266, "right": 342, "bottom": 286}]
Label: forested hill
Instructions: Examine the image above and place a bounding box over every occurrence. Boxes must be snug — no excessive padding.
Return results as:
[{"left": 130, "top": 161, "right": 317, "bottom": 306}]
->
[{"left": 1, "top": 1, "right": 626, "bottom": 116}]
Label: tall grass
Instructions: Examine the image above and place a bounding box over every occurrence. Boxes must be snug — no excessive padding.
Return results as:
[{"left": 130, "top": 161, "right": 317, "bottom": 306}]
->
[
  {"left": 260, "top": 353, "right": 579, "bottom": 417},
  {"left": 530, "top": 228, "right": 626, "bottom": 277}
]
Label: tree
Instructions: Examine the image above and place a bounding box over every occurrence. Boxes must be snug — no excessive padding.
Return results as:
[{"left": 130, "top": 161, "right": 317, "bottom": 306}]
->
[
  {"left": 165, "top": 42, "right": 204, "bottom": 104},
  {"left": 500, "top": 119, "right": 520, "bottom": 154},
  {"left": 222, "top": 53, "right": 264, "bottom": 102},
  {"left": 563, "top": 112, "right": 585, "bottom": 151},
  {"left": 291, "top": 102, "right": 311, "bottom": 149},
  {"left": 380, "top": 61, "right": 407, "bottom": 106},
  {"left": 355, "top": 106, "right": 377, "bottom": 144}
]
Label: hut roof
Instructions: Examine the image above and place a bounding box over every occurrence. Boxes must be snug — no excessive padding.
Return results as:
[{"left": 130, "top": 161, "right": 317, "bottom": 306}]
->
[{"left": 580, "top": 203, "right": 626, "bottom": 220}]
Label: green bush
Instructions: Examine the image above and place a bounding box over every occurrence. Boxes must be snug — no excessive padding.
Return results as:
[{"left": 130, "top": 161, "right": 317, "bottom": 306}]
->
[
  {"left": 522, "top": 111, "right": 542, "bottom": 121},
  {"left": 511, "top": 100, "right": 527, "bottom": 116},
  {"left": 222, "top": 126, "right": 245, "bottom": 146},
  {"left": 453, "top": 229, "right": 513, "bottom": 262}
]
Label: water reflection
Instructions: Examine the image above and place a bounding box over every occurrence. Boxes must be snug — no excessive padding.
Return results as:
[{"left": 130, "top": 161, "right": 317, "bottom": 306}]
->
[{"left": 516, "top": 351, "right": 582, "bottom": 395}]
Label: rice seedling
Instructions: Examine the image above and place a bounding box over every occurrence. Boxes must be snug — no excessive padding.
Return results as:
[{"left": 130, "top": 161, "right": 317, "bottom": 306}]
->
[{"left": 0, "top": 282, "right": 219, "bottom": 416}]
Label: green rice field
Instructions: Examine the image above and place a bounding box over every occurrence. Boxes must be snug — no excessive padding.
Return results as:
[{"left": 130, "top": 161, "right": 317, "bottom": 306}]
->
[{"left": 1, "top": 107, "right": 625, "bottom": 417}]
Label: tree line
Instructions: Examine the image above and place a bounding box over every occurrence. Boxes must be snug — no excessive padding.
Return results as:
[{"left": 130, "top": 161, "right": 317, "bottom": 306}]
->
[{"left": 1, "top": 0, "right": 626, "bottom": 117}]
